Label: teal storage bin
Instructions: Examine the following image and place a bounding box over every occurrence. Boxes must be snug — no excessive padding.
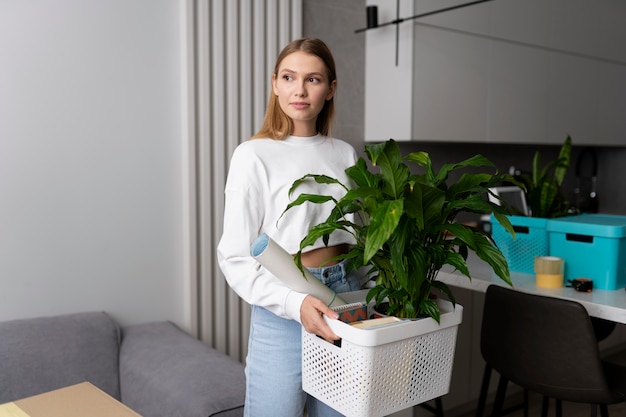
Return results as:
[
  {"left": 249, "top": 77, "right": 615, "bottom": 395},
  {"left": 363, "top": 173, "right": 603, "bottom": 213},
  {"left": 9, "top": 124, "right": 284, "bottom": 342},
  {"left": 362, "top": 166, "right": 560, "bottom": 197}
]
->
[
  {"left": 547, "top": 214, "right": 626, "bottom": 290},
  {"left": 491, "top": 215, "right": 549, "bottom": 274}
]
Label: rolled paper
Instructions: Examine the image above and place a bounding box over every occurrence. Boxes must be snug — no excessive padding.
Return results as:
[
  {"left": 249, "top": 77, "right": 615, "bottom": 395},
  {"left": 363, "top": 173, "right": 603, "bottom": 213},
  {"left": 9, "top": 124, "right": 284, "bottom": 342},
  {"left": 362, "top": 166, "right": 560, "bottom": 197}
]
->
[{"left": 251, "top": 233, "right": 346, "bottom": 307}]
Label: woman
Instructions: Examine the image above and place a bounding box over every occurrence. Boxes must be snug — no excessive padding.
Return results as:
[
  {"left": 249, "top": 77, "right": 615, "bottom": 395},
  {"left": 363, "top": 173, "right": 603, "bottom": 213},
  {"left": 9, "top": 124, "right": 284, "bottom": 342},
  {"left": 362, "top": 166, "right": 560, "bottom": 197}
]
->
[{"left": 217, "top": 38, "right": 361, "bottom": 417}]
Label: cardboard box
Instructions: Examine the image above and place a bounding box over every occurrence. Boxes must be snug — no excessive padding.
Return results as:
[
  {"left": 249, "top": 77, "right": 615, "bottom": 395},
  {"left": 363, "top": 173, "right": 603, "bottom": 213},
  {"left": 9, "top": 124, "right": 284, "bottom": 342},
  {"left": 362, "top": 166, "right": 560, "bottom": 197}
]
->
[
  {"left": 0, "top": 382, "right": 141, "bottom": 417},
  {"left": 547, "top": 214, "right": 626, "bottom": 290}
]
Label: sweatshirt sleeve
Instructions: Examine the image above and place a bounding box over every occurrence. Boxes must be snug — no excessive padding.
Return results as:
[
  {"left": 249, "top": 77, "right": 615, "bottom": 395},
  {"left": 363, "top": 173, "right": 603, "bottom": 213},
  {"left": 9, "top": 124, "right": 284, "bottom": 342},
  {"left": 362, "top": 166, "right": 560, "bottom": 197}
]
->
[{"left": 216, "top": 148, "right": 306, "bottom": 323}]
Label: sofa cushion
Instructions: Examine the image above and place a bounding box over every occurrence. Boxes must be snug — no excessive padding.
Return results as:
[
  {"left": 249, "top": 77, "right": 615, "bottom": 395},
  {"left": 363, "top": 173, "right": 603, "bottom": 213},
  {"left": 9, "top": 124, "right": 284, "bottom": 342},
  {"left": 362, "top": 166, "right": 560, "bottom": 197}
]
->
[
  {"left": 119, "top": 321, "right": 245, "bottom": 417},
  {"left": 0, "top": 311, "right": 121, "bottom": 403}
]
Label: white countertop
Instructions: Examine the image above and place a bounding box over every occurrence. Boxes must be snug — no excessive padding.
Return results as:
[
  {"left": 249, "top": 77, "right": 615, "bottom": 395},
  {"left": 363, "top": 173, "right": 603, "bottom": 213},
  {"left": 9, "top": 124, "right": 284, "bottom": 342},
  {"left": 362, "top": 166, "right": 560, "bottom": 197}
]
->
[{"left": 437, "top": 253, "right": 626, "bottom": 324}]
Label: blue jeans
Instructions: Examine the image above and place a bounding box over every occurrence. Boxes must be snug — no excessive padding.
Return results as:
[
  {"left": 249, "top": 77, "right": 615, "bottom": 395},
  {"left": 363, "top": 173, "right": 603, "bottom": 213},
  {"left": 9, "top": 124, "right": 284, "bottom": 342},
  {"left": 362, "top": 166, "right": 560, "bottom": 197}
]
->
[{"left": 244, "top": 260, "right": 360, "bottom": 417}]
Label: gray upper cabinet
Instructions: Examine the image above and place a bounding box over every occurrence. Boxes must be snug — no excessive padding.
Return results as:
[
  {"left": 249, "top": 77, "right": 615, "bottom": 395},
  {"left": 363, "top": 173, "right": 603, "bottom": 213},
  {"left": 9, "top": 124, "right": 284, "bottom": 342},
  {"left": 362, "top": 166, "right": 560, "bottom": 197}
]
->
[{"left": 365, "top": 0, "right": 626, "bottom": 146}]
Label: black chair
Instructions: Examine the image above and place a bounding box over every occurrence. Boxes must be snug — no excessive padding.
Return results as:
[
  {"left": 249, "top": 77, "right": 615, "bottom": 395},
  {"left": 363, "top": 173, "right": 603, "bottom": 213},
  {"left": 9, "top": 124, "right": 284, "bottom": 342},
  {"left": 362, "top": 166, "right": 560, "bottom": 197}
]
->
[{"left": 476, "top": 285, "right": 626, "bottom": 417}]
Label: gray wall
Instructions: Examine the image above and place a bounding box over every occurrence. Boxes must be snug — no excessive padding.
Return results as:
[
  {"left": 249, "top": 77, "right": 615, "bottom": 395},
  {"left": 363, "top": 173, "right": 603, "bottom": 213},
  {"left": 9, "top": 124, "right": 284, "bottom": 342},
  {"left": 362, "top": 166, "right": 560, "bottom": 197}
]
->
[
  {"left": 303, "top": 0, "right": 626, "bottom": 215},
  {"left": 303, "top": 0, "right": 365, "bottom": 153},
  {"left": 0, "top": 0, "right": 188, "bottom": 327}
]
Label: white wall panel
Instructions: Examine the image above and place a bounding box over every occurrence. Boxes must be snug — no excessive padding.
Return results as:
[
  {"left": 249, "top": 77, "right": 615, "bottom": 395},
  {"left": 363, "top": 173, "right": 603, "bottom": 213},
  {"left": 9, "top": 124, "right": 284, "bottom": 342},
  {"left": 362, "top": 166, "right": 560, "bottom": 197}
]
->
[{"left": 189, "top": 0, "right": 302, "bottom": 361}]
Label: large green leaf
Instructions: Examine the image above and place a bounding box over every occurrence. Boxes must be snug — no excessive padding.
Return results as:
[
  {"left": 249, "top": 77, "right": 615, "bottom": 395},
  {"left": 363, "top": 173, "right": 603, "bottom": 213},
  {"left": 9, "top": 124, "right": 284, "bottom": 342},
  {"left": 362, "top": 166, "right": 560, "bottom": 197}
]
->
[
  {"left": 403, "top": 182, "right": 424, "bottom": 227},
  {"left": 443, "top": 251, "right": 471, "bottom": 278},
  {"left": 332, "top": 188, "right": 377, "bottom": 218},
  {"left": 368, "top": 140, "right": 409, "bottom": 199},
  {"left": 420, "top": 185, "right": 446, "bottom": 226},
  {"left": 346, "top": 158, "right": 379, "bottom": 188},
  {"left": 492, "top": 212, "right": 516, "bottom": 239},
  {"left": 364, "top": 199, "right": 403, "bottom": 262},
  {"left": 431, "top": 280, "right": 456, "bottom": 305},
  {"left": 447, "top": 194, "right": 496, "bottom": 214},
  {"left": 433, "top": 154, "right": 494, "bottom": 185},
  {"left": 299, "top": 221, "right": 349, "bottom": 249},
  {"left": 288, "top": 174, "right": 346, "bottom": 197},
  {"left": 279, "top": 194, "right": 336, "bottom": 225},
  {"left": 419, "top": 299, "right": 440, "bottom": 323},
  {"left": 365, "top": 141, "right": 389, "bottom": 166},
  {"left": 283, "top": 193, "right": 335, "bottom": 212},
  {"left": 554, "top": 135, "right": 572, "bottom": 186},
  {"left": 473, "top": 234, "right": 512, "bottom": 285},
  {"left": 406, "top": 242, "right": 428, "bottom": 286},
  {"left": 538, "top": 181, "right": 558, "bottom": 218},
  {"left": 441, "top": 223, "right": 475, "bottom": 248},
  {"left": 404, "top": 151, "right": 435, "bottom": 181},
  {"left": 447, "top": 173, "right": 492, "bottom": 196},
  {"left": 532, "top": 151, "right": 541, "bottom": 186},
  {"left": 388, "top": 219, "right": 410, "bottom": 289}
]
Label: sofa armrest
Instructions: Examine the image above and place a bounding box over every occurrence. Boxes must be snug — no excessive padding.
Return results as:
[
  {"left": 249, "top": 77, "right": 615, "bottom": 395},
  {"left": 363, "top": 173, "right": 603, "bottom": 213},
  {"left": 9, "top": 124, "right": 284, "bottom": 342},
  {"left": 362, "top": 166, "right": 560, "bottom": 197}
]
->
[
  {"left": 0, "top": 312, "right": 121, "bottom": 403},
  {"left": 119, "top": 321, "right": 245, "bottom": 417}
]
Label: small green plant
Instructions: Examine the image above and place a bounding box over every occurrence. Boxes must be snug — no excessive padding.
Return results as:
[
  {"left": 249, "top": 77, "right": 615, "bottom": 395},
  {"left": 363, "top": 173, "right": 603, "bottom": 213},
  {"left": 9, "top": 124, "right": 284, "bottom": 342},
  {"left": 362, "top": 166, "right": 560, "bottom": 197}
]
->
[
  {"left": 517, "top": 135, "right": 574, "bottom": 218},
  {"left": 284, "top": 139, "right": 516, "bottom": 322}
]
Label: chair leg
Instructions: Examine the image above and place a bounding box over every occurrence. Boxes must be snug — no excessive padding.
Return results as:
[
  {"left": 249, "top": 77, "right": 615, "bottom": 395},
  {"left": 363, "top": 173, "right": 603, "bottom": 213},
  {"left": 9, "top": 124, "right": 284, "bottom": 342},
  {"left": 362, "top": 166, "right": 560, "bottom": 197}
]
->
[
  {"left": 599, "top": 403, "right": 609, "bottom": 417},
  {"left": 491, "top": 375, "right": 508, "bottom": 417},
  {"left": 475, "top": 364, "right": 492, "bottom": 417},
  {"left": 555, "top": 399, "right": 562, "bottom": 417},
  {"left": 541, "top": 396, "right": 549, "bottom": 417},
  {"left": 435, "top": 397, "right": 443, "bottom": 417},
  {"left": 415, "top": 397, "right": 444, "bottom": 417},
  {"left": 590, "top": 404, "right": 598, "bottom": 417},
  {"left": 523, "top": 389, "right": 529, "bottom": 417}
]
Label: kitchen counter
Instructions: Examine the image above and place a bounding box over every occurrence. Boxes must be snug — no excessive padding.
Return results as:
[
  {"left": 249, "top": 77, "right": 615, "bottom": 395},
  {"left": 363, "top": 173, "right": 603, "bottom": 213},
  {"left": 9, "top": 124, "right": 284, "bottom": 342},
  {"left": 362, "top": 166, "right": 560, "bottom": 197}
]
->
[{"left": 438, "top": 253, "right": 626, "bottom": 324}]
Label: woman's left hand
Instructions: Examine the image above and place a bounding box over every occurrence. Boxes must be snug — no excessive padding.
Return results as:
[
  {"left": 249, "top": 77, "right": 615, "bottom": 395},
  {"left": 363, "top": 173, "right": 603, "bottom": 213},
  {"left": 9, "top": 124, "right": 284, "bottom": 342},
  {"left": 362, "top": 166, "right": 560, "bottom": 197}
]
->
[{"left": 300, "top": 295, "right": 340, "bottom": 341}]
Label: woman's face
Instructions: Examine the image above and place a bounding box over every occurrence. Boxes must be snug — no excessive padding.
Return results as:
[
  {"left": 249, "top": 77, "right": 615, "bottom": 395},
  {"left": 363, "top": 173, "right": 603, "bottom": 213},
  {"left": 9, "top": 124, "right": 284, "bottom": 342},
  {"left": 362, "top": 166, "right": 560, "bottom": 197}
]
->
[{"left": 272, "top": 51, "right": 336, "bottom": 137}]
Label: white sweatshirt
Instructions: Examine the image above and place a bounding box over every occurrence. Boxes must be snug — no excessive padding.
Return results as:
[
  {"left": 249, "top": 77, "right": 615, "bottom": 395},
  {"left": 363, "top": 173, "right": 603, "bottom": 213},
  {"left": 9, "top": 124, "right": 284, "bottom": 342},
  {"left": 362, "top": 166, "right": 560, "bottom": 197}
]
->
[{"left": 217, "top": 134, "right": 358, "bottom": 323}]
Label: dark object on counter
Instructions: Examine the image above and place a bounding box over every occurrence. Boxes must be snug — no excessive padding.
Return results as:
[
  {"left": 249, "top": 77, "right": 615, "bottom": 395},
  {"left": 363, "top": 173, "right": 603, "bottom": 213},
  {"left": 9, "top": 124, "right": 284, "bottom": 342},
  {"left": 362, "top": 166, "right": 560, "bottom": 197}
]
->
[
  {"left": 570, "top": 277, "right": 594, "bottom": 292},
  {"left": 574, "top": 147, "right": 598, "bottom": 213}
]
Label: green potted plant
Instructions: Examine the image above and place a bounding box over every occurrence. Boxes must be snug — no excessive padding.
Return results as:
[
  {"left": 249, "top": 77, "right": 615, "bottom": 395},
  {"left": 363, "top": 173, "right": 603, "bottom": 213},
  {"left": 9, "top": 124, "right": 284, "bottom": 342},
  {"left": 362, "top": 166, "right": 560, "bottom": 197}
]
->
[
  {"left": 284, "top": 139, "right": 516, "bottom": 322},
  {"left": 517, "top": 135, "right": 574, "bottom": 218},
  {"left": 490, "top": 135, "right": 576, "bottom": 274}
]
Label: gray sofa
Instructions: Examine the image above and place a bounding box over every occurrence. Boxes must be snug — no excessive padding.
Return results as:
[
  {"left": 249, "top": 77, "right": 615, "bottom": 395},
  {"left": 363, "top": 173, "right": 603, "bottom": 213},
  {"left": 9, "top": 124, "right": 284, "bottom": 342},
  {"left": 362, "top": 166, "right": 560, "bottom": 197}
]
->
[{"left": 0, "top": 311, "right": 245, "bottom": 417}]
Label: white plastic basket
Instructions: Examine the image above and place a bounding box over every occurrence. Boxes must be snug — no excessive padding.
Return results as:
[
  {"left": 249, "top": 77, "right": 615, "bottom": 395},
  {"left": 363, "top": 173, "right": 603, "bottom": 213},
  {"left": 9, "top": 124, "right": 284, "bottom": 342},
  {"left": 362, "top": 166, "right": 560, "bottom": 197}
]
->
[{"left": 302, "top": 298, "right": 463, "bottom": 417}]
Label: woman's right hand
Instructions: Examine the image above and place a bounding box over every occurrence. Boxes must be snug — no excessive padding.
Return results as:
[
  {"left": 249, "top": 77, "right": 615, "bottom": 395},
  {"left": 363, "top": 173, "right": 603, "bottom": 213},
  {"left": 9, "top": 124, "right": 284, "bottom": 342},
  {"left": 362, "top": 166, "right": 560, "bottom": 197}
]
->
[{"left": 300, "top": 295, "right": 340, "bottom": 341}]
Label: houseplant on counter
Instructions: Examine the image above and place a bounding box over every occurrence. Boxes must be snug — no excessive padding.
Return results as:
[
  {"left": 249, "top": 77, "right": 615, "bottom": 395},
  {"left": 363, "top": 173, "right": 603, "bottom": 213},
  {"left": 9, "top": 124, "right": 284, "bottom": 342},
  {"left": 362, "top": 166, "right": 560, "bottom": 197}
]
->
[
  {"left": 516, "top": 135, "right": 574, "bottom": 219},
  {"left": 284, "top": 139, "right": 516, "bottom": 322},
  {"left": 490, "top": 135, "right": 576, "bottom": 274}
]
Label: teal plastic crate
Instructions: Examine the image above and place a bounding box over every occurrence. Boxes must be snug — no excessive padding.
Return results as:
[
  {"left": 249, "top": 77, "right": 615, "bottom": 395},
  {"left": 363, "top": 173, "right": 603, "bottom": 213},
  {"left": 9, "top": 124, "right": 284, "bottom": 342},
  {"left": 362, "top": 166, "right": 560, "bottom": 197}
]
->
[
  {"left": 490, "top": 215, "right": 549, "bottom": 274},
  {"left": 547, "top": 214, "right": 626, "bottom": 290}
]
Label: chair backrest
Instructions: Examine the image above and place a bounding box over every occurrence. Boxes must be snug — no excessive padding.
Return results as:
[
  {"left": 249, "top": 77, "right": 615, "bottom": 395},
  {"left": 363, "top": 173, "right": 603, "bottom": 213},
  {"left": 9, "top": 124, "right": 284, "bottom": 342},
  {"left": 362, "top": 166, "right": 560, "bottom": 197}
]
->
[{"left": 481, "top": 285, "right": 613, "bottom": 403}]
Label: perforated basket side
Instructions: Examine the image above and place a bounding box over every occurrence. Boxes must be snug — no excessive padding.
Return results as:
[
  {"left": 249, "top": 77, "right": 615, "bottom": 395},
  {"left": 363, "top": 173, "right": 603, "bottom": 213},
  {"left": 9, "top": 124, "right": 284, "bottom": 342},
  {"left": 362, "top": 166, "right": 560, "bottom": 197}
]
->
[
  {"left": 491, "top": 215, "right": 549, "bottom": 274},
  {"left": 302, "top": 325, "right": 458, "bottom": 417}
]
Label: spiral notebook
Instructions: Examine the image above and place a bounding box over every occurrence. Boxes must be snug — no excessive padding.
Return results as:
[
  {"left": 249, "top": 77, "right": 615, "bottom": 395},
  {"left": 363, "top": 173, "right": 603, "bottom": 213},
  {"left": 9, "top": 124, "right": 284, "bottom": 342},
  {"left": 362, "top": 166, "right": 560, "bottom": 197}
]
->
[{"left": 332, "top": 302, "right": 367, "bottom": 323}]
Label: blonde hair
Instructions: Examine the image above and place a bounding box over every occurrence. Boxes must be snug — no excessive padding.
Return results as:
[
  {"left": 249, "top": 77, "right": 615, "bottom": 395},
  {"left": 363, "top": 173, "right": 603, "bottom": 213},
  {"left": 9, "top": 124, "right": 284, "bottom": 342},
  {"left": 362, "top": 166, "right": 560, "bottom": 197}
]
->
[{"left": 251, "top": 38, "right": 337, "bottom": 140}]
